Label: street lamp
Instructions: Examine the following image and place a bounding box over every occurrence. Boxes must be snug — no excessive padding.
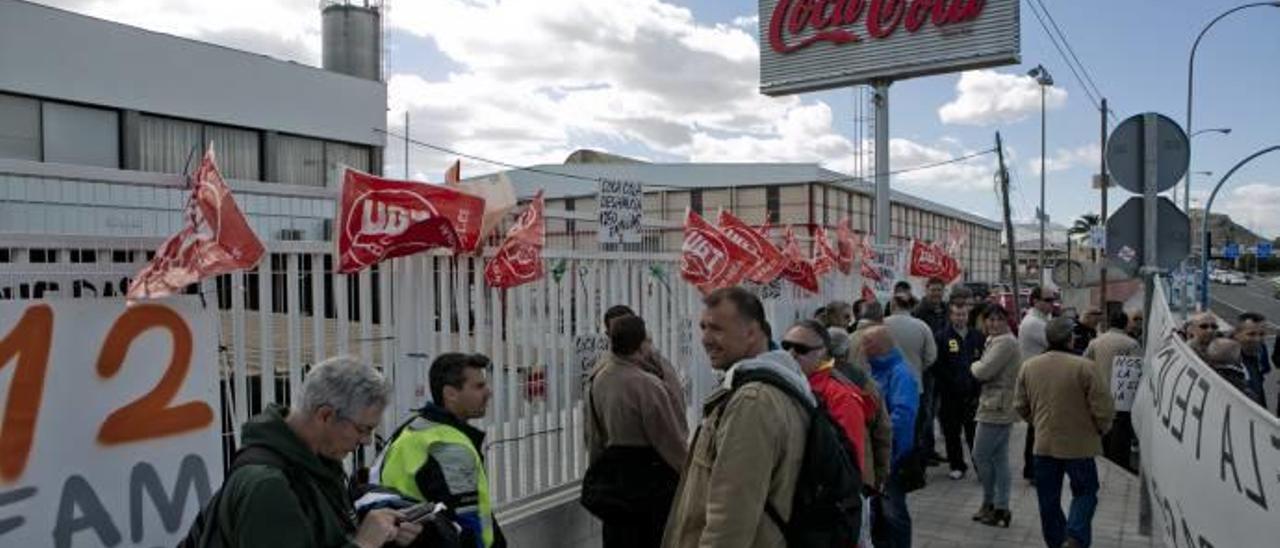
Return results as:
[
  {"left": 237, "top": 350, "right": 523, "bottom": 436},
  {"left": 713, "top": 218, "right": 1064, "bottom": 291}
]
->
[
  {"left": 1028, "top": 64, "right": 1054, "bottom": 286},
  {"left": 1186, "top": 2, "right": 1279, "bottom": 311}
]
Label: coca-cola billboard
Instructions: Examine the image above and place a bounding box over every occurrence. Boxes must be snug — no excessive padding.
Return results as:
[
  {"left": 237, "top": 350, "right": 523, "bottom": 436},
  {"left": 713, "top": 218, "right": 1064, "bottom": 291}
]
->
[{"left": 759, "top": 0, "right": 1020, "bottom": 96}]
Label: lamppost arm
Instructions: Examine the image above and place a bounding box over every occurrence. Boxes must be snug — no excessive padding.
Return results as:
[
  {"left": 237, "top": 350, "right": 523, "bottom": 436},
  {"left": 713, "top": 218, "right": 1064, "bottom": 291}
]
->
[{"left": 1198, "top": 145, "right": 1280, "bottom": 310}]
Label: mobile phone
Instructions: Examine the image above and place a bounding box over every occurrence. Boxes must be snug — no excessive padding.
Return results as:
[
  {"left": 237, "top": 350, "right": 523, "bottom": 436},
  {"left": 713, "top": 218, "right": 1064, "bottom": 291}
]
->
[{"left": 400, "top": 502, "right": 433, "bottom": 523}]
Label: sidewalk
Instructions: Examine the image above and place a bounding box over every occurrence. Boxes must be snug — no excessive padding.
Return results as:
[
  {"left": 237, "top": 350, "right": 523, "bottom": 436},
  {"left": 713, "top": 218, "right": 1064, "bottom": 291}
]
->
[{"left": 911, "top": 423, "right": 1155, "bottom": 548}]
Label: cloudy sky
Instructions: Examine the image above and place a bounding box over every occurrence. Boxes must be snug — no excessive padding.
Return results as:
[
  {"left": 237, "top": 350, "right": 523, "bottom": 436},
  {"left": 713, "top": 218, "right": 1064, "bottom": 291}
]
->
[{"left": 34, "top": 0, "right": 1280, "bottom": 237}]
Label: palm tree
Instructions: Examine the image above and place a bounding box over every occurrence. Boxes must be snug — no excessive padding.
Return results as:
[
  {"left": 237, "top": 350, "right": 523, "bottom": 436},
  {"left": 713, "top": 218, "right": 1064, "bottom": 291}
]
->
[{"left": 1067, "top": 213, "right": 1102, "bottom": 262}]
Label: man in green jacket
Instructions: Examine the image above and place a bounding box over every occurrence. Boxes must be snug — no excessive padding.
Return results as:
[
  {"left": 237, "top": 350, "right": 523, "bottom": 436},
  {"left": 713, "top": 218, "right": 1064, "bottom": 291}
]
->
[
  {"left": 186, "top": 356, "right": 422, "bottom": 548},
  {"left": 374, "top": 352, "right": 506, "bottom": 548}
]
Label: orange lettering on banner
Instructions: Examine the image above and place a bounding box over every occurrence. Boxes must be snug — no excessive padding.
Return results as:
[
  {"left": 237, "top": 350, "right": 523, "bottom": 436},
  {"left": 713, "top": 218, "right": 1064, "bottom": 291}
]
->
[
  {"left": 0, "top": 305, "right": 53, "bottom": 483},
  {"left": 96, "top": 305, "right": 213, "bottom": 445}
]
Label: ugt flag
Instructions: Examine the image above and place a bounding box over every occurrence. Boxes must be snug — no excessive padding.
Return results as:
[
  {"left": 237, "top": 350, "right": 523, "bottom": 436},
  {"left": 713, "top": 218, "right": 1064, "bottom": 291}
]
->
[{"left": 128, "top": 144, "right": 264, "bottom": 300}]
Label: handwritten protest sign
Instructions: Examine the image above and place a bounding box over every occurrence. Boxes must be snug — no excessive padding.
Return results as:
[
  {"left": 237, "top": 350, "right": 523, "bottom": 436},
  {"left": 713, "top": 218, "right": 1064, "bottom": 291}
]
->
[
  {"left": 1111, "top": 356, "right": 1142, "bottom": 412},
  {"left": 597, "top": 179, "right": 643, "bottom": 244}
]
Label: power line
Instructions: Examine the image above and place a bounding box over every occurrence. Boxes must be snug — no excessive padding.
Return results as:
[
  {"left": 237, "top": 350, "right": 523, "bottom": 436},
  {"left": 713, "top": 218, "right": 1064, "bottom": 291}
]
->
[
  {"left": 1024, "top": 0, "right": 1115, "bottom": 121},
  {"left": 1032, "top": 0, "right": 1106, "bottom": 104},
  {"left": 377, "top": 128, "right": 996, "bottom": 186}
]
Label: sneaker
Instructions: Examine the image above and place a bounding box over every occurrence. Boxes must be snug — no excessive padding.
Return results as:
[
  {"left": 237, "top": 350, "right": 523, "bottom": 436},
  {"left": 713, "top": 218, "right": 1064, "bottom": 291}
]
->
[{"left": 948, "top": 470, "right": 965, "bottom": 480}]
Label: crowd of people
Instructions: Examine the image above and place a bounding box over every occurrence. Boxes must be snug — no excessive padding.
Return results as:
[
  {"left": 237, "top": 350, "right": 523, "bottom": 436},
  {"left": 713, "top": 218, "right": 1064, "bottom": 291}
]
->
[{"left": 179, "top": 276, "right": 1277, "bottom": 548}]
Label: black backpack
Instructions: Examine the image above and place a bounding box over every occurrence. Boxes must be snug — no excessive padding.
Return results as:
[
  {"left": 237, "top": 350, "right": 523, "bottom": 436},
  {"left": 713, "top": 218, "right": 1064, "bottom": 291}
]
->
[{"left": 722, "top": 369, "right": 863, "bottom": 547}]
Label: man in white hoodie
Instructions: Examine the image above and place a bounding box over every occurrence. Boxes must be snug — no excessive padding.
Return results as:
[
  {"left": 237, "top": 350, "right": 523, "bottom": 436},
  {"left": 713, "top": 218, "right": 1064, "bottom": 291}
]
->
[{"left": 663, "top": 287, "right": 812, "bottom": 548}]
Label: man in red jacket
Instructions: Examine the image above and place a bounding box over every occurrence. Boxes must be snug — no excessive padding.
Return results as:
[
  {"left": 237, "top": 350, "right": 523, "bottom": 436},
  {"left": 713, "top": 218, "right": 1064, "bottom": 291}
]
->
[{"left": 782, "top": 319, "right": 875, "bottom": 474}]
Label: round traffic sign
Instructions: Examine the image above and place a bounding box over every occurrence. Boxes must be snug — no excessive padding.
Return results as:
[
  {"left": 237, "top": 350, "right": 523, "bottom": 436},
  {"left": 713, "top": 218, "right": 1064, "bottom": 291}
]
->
[{"left": 1105, "top": 113, "right": 1189, "bottom": 194}]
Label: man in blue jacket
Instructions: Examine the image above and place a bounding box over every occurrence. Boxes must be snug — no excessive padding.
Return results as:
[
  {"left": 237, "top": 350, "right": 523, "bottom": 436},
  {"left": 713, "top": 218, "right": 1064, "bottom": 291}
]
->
[{"left": 864, "top": 326, "right": 920, "bottom": 548}]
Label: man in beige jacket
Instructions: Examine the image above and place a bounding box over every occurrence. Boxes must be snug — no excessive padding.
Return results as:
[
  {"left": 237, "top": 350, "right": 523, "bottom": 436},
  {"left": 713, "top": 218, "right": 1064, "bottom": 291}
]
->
[
  {"left": 1015, "top": 318, "right": 1115, "bottom": 548},
  {"left": 1083, "top": 309, "right": 1141, "bottom": 470},
  {"left": 663, "top": 287, "right": 810, "bottom": 548}
]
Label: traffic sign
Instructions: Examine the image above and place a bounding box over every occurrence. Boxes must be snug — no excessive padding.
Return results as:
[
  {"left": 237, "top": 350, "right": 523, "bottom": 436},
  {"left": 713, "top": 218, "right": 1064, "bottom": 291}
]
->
[
  {"left": 1224, "top": 243, "right": 1239, "bottom": 260},
  {"left": 1105, "top": 196, "right": 1190, "bottom": 272},
  {"left": 1257, "top": 242, "right": 1272, "bottom": 259},
  {"left": 1105, "top": 113, "right": 1189, "bottom": 194}
]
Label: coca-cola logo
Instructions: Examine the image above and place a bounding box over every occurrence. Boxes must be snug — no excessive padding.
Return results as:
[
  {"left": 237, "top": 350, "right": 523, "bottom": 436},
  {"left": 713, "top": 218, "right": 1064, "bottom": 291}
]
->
[
  {"left": 682, "top": 227, "right": 728, "bottom": 282},
  {"left": 768, "top": 0, "right": 986, "bottom": 54}
]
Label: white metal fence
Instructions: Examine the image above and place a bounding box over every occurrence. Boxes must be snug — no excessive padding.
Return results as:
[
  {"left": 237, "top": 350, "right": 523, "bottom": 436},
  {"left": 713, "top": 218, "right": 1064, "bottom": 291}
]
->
[{"left": 0, "top": 221, "right": 862, "bottom": 512}]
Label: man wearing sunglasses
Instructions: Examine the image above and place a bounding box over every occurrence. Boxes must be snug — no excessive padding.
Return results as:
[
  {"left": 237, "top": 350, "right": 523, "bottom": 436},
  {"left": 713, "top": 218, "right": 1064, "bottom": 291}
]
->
[{"left": 375, "top": 353, "right": 506, "bottom": 548}]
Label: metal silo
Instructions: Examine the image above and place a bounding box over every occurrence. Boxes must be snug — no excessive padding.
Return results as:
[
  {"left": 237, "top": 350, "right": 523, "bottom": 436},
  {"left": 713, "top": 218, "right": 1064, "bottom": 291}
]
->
[{"left": 321, "top": 0, "right": 383, "bottom": 81}]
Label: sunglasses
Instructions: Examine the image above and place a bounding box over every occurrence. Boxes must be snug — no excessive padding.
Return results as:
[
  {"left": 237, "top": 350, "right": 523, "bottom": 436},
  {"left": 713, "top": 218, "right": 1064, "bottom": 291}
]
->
[
  {"left": 781, "top": 340, "right": 822, "bottom": 355},
  {"left": 1196, "top": 323, "right": 1215, "bottom": 329}
]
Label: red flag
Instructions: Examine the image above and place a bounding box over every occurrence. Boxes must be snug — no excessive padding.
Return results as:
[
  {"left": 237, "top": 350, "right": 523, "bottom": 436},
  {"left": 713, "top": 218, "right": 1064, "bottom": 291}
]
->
[
  {"left": 444, "top": 160, "right": 461, "bottom": 184},
  {"left": 780, "top": 226, "right": 820, "bottom": 294},
  {"left": 812, "top": 226, "right": 839, "bottom": 277},
  {"left": 718, "top": 210, "right": 786, "bottom": 284},
  {"left": 908, "top": 240, "right": 961, "bottom": 283},
  {"left": 485, "top": 192, "right": 545, "bottom": 289},
  {"left": 861, "top": 283, "right": 877, "bottom": 303},
  {"left": 128, "top": 145, "right": 264, "bottom": 300},
  {"left": 836, "top": 219, "right": 856, "bottom": 275},
  {"left": 860, "top": 238, "right": 882, "bottom": 282},
  {"left": 337, "top": 169, "right": 486, "bottom": 274},
  {"left": 681, "top": 209, "right": 753, "bottom": 294},
  {"left": 757, "top": 219, "right": 773, "bottom": 238}
]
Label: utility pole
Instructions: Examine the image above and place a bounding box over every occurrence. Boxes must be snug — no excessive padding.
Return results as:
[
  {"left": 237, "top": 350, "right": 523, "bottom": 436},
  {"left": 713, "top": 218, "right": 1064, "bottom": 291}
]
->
[
  {"left": 997, "top": 132, "right": 1021, "bottom": 321},
  {"left": 1100, "top": 98, "right": 1109, "bottom": 327}
]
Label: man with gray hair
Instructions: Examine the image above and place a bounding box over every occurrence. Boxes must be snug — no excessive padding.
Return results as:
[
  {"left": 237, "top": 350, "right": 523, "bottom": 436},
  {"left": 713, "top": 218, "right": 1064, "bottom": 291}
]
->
[
  {"left": 1016, "top": 319, "right": 1114, "bottom": 548},
  {"left": 181, "top": 356, "right": 420, "bottom": 548}
]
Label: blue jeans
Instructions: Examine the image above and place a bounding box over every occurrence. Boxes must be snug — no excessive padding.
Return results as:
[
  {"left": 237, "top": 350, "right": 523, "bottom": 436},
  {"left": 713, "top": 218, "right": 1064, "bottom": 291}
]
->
[
  {"left": 972, "top": 422, "right": 1012, "bottom": 508},
  {"left": 1034, "top": 456, "right": 1099, "bottom": 547},
  {"left": 872, "top": 474, "right": 912, "bottom": 548}
]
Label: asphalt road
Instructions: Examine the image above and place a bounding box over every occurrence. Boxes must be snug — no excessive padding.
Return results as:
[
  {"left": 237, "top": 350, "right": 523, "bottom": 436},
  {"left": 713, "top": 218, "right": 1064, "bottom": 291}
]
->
[{"left": 1206, "top": 275, "right": 1280, "bottom": 327}]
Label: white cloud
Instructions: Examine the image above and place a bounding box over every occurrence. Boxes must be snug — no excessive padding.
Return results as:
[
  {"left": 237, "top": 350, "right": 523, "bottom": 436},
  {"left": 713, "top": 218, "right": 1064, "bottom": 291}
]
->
[
  {"left": 1028, "top": 143, "right": 1101, "bottom": 175},
  {"left": 1191, "top": 183, "right": 1280, "bottom": 239},
  {"left": 939, "top": 69, "right": 1069, "bottom": 126},
  {"left": 32, "top": 0, "right": 1001, "bottom": 199},
  {"left": 732, "top": 14, "right": 759, "bottom": 30}
]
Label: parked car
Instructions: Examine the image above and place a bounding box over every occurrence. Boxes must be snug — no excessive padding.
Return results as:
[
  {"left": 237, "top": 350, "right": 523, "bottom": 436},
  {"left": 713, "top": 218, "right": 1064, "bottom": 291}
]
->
[{"left": 1223, "top": 271, "right": 1247, "bottom": 286}]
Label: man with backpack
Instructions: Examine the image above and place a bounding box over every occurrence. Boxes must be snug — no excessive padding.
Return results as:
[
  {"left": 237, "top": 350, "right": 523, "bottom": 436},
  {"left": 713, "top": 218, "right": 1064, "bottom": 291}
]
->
[
  {"left": 666, "top": 287, "right": 858, "bottom": 548},
  {"left": 180, "top": 356, "right": 422, "bottom": 548}
]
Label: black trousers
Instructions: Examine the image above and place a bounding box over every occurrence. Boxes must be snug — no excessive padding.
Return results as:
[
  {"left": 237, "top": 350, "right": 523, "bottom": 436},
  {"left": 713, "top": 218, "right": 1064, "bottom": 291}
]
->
[
  {"left": 1103, "top": 411, "right": 1136, "bottom": 474},
  {"left": 602, "top": 507, "right": 667, "bottom": 548},
  {"left": 939, "top": 392, "right": 977, "bottom": 472}
]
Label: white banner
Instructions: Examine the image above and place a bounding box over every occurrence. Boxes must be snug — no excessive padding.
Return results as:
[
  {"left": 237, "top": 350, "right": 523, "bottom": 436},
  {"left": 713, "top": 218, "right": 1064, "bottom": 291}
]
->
[
  {"left": 1134, "top": 278, "right": 1280, "bottom": 548},
  {"left": 0, "top": 298, "right": 221, "bottom": 547}
]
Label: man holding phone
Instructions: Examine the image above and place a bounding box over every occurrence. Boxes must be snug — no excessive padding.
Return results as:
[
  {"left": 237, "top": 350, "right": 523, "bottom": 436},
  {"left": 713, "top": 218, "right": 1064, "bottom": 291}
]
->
[{"left": 374, "top": 353, "right": 506, "bottom": 548}]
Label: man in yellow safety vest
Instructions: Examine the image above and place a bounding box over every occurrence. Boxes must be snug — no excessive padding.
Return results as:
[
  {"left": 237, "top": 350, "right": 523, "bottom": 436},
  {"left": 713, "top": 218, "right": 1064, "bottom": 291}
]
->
[{"left": 373, "top": 353, "right": 505, "bottom": 548}]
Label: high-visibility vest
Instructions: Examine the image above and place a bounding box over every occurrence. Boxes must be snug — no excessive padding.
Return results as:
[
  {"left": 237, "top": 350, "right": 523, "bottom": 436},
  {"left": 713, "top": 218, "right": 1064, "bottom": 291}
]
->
[{"left": 374, "top": 417, "right": 494, "bottom": 547}]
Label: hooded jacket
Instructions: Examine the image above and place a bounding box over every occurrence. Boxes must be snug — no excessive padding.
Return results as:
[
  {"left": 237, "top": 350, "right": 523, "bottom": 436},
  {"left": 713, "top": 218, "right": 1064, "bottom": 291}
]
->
[
  {"left": 663, "top": 350, "right": 811, "bottom": 548},
  {"left": 868, "top": 348, "right": 920, "bottom": 470},
  {"left": 202, "top": 404, "right": 360, "bottom": 548}
]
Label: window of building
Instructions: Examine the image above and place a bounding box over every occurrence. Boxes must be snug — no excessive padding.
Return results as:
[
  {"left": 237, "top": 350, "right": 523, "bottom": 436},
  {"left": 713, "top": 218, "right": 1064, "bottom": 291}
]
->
[
  {"left": 0, "top": 93, "right": 40, "bottom": 161},
  {"left": 140, "top": 115, "right": 201, "bottom": 174},
  {"left": 42, "top": 102, "right": 119, "bottom": 168},
  {"left": 205, "top": 124, "right": 261, "bottom": 180},
  {"left": 766, "top": 186, "right": 780, "bottom": 222},
  {"left": 325, "top": 141, "right": 371, "bottom": 187},
  {"left": 69, "top": 249, "right": 97, "bottom": 263},
  {"left": 277, "top": 134, "right": 325, "bottom": 186},
  {"left": 690, "top": 189, "right": 703, "bottom": 215}
]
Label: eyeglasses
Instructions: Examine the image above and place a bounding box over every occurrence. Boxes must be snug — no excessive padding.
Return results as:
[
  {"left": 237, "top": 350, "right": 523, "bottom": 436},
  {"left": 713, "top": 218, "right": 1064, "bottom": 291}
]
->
[
  {"left": 781, "top": 340, "right": 822, "bottom": 355},
  {"left": 338, "top": 415, "right": 378, "bottom": 437}
]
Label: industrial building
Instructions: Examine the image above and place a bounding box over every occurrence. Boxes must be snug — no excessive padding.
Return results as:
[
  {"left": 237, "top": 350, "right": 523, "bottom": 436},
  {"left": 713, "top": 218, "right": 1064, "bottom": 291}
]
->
[{"left": 474, "top": 152, "right": 1004, "bottom": 283}]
